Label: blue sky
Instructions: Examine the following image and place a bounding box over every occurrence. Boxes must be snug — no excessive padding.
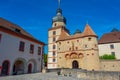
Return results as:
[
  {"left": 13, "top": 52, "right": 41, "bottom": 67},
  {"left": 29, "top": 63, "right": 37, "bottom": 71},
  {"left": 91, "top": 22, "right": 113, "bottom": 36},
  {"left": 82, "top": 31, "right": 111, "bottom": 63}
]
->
[{"left": 0, "top": 0, "right": 120, "bottom": 53}]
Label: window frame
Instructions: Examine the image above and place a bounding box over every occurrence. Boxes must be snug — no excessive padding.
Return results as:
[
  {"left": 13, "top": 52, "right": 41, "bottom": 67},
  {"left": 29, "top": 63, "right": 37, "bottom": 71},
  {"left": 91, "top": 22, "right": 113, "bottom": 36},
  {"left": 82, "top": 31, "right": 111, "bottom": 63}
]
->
[
  {"left": 19, "top": 41, "right": 25, "bottom": 52},
  {"left": 110, "top": 44, "right": 114, "bottom": 49},
  {"left": 53, "top": 58, "right": 56, "bottom": 62},
  {"left": 30, "top": 44, "right": 34, "bottom": 54},
  {"left": 53, "top": 37, "right": 56, "bottom": 42},
  {"left": 53, "top": 45, "right": 56, "bottom": 49},
  {"left": 53, "top": 51, "right": 56, "bottom": 56},
  {"left": 38, "top": 46, "right": 42, "bottom": 55},
  {"left": 53, "top": 31, "right": 56, "bottom": 35},
  {"left": 111, "top": 52, "right": 115, "bottom": 56}
]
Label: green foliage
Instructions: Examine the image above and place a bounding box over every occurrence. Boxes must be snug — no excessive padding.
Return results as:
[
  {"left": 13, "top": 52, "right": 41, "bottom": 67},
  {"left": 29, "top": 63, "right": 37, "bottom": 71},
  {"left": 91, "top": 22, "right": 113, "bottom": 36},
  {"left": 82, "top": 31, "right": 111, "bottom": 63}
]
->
[
  {"left": 99, "top": 54, "right": 116, "bottom": 60},
  {"left": 44, "top": 53, "right": 47, "bottom": 63}
]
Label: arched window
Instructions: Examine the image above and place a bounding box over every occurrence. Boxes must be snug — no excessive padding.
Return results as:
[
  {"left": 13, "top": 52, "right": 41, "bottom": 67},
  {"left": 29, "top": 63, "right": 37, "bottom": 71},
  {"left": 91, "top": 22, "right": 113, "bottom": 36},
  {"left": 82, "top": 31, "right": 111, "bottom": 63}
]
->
[{"left": 1, "top": 60, "right": 10, "bottom": 76}]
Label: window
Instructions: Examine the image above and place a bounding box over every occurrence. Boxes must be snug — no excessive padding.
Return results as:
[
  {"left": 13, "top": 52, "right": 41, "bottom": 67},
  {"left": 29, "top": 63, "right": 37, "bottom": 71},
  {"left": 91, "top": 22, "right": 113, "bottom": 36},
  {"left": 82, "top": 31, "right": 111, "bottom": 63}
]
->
[
  {"left": 59, "top": 42, "right": 61, "bottom": 45},
  {"left": 19, "top": 41, "right": 25, "bottom": 52},
  {"left": 88, "top": 37, "right": 92, "bottom": 41},
  {"left": 53, "top": 51, "right": 56, "bottom": 56},
  {"left": 38, "top": 47, "right": 41, "bottom": 55},
  {"left": 76, "top": 47, "right": 78, "bottom": 50},
  {"left": 54, "top": 23, "right": 57, "bottom": 27},
  {"left": 85, "top": 45, "right": 88, "bottom": 48},
  {"left": 53, "top": 37, "right": 56, "bottom": 42},
  {"left": 0, "top": 34, "right": 2, "bottom": 42},
  {"left": 104, "top": 65, "right": 105, "bottom": 67},
  {"left": 30, "top": 44, "right": 34, "bottom": 54},
  {"left": 87, "top": 54, "right": 89, "bottom": 56},
  {"left": 95, "top": 44, "right": 97, "bottom": 47},
  {"left": 111, "top": 52, "right": 115, "bottom": 56},
  {"left": 53, "top": 59, "right": 56, "bottom": 62},
  {"left": 15, "top": 28, "right": 21, "bottom": 33},
  {"left": 53, "top": 45, "right": 56, "bottom": 49},
  {"left": 53, "top": 31, "right": 56, "bottom": 35},
  {"left": 110, "top": 44, "right": 114, "bottom": 49},
  {"left": 67, "top": 41, "right": 69, "bottom": 44}
]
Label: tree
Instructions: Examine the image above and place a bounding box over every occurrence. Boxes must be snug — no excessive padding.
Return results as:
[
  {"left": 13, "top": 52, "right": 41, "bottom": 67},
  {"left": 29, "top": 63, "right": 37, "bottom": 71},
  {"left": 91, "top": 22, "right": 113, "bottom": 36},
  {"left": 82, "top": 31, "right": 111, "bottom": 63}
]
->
[
  {"left": 99, "top": 54, "right": 116, "bottom": 60},
  {"left": 43, "top": 53, "right": 47, "bottom": 67}
]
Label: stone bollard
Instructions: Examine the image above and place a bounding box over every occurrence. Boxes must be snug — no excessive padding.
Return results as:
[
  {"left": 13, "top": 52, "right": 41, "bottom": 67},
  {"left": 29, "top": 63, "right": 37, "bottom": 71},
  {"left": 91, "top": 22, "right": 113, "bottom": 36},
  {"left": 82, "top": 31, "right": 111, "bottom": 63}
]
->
[{"left": 42, "top": 68, "right": 46, "bottom": 73}]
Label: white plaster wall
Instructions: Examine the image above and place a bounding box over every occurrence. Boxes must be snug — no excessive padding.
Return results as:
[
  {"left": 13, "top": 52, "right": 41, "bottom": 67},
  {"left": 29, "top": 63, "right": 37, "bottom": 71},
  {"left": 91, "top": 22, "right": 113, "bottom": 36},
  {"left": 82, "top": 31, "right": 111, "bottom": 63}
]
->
[
  {"left": 98, "top": 43, "right": 120, "bottom": 59},
  {"left": 0, "top": 31, "right": 43, "bottom": 75}
]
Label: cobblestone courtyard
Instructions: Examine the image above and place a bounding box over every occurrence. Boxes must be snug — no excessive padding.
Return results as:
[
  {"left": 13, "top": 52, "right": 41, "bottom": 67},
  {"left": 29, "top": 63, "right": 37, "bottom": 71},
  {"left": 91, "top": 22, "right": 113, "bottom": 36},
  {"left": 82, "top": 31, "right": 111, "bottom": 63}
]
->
[{"left": 0, "top": 72, "right": 78, "bottom": 80}]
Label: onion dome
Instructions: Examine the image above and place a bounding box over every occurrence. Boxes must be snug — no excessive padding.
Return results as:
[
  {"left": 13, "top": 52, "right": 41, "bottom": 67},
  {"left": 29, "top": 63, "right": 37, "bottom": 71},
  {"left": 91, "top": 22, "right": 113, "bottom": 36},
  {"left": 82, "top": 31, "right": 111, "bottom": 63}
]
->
[{"left": 52, "top": 8, "right": 66, "bottom": 24}]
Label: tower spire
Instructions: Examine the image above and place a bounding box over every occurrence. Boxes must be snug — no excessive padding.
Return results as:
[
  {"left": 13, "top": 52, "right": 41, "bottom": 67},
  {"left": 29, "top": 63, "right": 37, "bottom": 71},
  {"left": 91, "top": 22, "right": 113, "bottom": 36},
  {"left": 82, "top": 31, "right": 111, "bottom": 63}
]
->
[{"left": 58, "top": 0, "right": 60, "bottom": 8}]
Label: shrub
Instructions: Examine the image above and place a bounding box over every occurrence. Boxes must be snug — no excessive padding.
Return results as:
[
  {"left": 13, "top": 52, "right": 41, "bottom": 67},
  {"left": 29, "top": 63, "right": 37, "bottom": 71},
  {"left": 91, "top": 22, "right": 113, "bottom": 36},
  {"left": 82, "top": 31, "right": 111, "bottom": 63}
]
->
[{"left": 99, "top": 54, "right": 116, "bottom": 60}]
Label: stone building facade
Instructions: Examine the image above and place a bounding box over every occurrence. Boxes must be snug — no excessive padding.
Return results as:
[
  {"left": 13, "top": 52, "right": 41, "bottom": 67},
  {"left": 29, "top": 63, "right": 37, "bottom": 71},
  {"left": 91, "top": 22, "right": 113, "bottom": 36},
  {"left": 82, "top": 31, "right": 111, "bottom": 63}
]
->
[
  {"left": 47, "top": 7, "right": 100, "bottom": 70},
  {"left": 47, "top": 3, "right": 120, "bottom": 72}
]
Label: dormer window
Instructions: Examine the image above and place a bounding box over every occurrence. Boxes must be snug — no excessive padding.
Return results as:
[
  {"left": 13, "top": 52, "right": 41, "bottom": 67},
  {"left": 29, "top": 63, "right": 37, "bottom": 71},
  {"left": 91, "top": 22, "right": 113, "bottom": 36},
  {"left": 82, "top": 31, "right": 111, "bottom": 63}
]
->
[{"left": 15, "top": 28, "right": 21, "bottom": 33}]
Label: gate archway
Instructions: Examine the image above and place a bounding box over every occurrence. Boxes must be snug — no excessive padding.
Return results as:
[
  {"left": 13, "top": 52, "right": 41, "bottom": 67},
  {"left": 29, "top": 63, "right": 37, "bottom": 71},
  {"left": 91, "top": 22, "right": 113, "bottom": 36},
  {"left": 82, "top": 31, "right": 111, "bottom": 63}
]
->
[
  {"left": 72, "top": 60, "right": 79, "bottom": 68},
  {"left": 13, "top": 60, "right": 25, "bottom": 75}
]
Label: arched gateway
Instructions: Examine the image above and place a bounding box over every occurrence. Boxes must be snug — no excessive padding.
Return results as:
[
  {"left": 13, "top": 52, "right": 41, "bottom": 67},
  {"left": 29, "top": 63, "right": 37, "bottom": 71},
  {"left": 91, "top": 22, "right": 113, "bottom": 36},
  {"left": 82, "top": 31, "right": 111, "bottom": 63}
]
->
[
  {"left": 13, "top": 59, "right": 26, "bottom": 75},
  {"left": 72, "top": 60, "right": 79, "bottom": 68}
]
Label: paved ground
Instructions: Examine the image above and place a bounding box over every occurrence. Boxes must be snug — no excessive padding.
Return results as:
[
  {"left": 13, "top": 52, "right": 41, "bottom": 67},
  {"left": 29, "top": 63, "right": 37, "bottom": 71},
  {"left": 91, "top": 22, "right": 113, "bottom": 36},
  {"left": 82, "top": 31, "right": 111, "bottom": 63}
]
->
[{"left": 0, "top": 72, "right": 79, "bottom": 80}]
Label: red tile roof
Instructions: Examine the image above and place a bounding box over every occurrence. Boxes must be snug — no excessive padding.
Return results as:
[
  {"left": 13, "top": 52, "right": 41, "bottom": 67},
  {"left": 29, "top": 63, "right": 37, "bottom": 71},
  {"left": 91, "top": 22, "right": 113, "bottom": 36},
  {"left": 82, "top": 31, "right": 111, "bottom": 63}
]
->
[
  {"left": 57, "top": 24, "right": 97, "bottom": 41},
  {"left": 99, "top": 32, "right": 120, "bottom": 44},
  {"left": 83, "top": 24, "right": 97, "bottom": 37},
  {"left": 0, "top": 18, "right": 33, "bottom": 38},
  {"left": 0, "top": 17, "right": 45, "bottom": 45}
]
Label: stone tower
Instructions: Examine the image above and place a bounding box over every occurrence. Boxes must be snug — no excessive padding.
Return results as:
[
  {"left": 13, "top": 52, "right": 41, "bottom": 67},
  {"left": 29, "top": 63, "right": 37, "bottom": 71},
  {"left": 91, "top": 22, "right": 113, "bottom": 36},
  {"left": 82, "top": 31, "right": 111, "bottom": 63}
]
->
[
  {"left": 82, "top": 24, "right": 100, "bottom": 70},
  {"left": 47, "top": 5, "right": 69, "bottom": 68}
]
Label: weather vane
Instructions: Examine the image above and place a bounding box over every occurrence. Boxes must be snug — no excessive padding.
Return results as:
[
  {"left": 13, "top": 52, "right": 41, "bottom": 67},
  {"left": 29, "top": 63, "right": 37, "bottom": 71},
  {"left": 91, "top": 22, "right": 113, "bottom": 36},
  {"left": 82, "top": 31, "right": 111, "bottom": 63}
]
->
[{"left": 58, "top": 0, "right": 61, "bottom": 8}]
